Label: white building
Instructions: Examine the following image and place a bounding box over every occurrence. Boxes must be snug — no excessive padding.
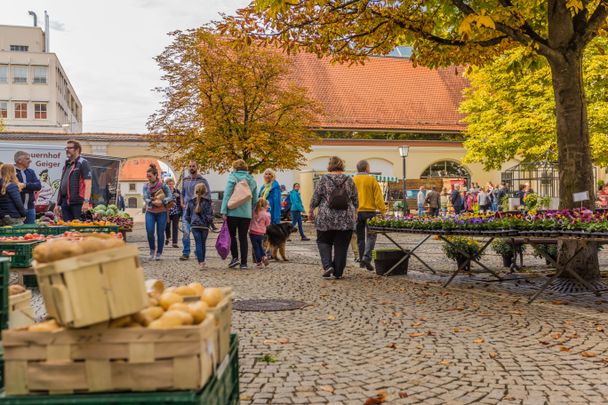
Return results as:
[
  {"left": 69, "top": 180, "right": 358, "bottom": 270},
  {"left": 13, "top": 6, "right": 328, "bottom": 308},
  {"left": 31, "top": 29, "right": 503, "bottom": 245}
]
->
[{"left": 0, "top": 22, "right": 82, "bottom": 133}]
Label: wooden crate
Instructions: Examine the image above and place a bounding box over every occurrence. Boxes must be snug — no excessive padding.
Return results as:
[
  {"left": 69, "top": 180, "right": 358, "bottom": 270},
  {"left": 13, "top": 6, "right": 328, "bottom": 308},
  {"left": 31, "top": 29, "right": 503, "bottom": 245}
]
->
[
  {"left": 34, "top": 245, "right": 147, "bottom": 328},
  {"left": 206, "top": 288, "right": 233, "bottom": 365},
  {"left": 2, "top": 315, "right": 217, "bottom": 395},
  {"left": 9, "top": 291, "right": 34, "bottom": 329}
]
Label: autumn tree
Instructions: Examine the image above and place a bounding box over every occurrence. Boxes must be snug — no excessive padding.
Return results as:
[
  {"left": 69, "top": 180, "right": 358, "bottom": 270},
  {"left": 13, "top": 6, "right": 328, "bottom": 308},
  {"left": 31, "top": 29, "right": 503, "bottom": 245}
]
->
[
  {"left": 147, "top": 28, "right": 318, "bottom": 174},
  {"left": 461, "top": 36, "right": 608, "bottom": 170},
  {"left": 222, "top": 0, "right": 608, "bottom": 281}
]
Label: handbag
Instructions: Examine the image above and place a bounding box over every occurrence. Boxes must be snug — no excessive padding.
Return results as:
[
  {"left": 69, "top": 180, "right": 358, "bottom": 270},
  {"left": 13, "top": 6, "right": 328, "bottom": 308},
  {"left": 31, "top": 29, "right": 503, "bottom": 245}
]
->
[
  {"left": 215, "top": 220, "right": 231, "bottom": 260},
  {"left": 153, "top": 187, "right": 176, "bottom": 210},
  {"left": 227, "top": 179, "right": 252, "bottom": 209}
]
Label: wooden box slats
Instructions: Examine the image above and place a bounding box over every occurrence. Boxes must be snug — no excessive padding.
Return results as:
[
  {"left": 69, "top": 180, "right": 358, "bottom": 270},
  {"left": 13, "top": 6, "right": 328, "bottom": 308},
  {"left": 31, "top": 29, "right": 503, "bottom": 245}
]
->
[
  {"left": 207, "top": 287, "right": 233, "bottom": 364},
  {"left": 34, "top": 245, "right": 147, "bottom": 328},
  {"left": 9, "top": 290, "right": 34, "bottom": 329},
  {"left": 2, "top": 315, "right": 217, "bottom": 395}
]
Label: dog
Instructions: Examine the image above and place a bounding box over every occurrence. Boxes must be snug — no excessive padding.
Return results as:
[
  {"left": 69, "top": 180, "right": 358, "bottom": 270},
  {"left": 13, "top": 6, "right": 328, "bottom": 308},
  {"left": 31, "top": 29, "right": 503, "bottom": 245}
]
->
[{"left": 263, "top": 222, "right": 297, "bottom": 261}]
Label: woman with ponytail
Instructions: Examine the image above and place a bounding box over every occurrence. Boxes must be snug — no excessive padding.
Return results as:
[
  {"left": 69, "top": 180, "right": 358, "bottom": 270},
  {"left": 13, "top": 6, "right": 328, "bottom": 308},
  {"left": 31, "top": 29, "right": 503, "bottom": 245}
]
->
[
  {"left": 0, "top": 164, "right": 27, "bottom": 225},
  {"left": 184, "top": 182, "right": 213, "bottom": 269},
  {"left": 142, "top": 164, "right": 173, "bottom": 260}
]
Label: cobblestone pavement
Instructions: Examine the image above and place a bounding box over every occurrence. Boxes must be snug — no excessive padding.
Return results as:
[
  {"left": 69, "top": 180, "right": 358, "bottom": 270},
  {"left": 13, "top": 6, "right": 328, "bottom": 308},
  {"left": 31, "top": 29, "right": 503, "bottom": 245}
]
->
[{"left": 27, "top": 224, "right": 608, "bottom": 404}]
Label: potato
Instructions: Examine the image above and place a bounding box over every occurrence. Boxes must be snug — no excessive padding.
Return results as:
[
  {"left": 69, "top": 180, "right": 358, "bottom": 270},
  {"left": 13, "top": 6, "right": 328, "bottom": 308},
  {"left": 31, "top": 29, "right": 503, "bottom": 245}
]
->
[
  {"left": 149, "top": 312, "right": 183, "bottom": 329},
  {"left": 133, "top": 306, "right": 164, "bottom": 326},
  {"left": 165, "top": 310, "right": 193, "bottom": 326},
  {"left": 80, "top": 237, "right": 107, "bottom": 254},
  {"left": 159, "top": 292, "right": 183, "bottom": 310},
  {"left": 174, "top": 286, "right": 197, "bottom": 296},
  {"left": 188, "top": 301, "right": 208, "bottom": 324},
  {"left": 148, "top": 297, "right": 159, "bottom": 307},
  {"left": 28, "top": 319, "right": 61, "bottom": 332},
  {"left": 201, "top": 288, "right": 224, "bottom": 307},
  {"left": 9, "top": 284, "right": 26, "bottom": 296},
  {"left": 145, "top": 279, "right": 165, "bottom": 296},
  {"left": 188, "top": 282, "right": 204, "bottom": 296},
  {"left": 169, "top": 302, "right": 190, "bottom": 313}
]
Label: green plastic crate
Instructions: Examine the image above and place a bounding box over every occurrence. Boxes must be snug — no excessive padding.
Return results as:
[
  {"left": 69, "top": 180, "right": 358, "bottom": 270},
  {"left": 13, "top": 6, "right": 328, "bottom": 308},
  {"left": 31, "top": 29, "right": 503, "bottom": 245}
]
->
[
  {"left": 0, "top": 334, "right": 240, "bottom": 404},
  {"left": 0, "top": 241, "right": 43, "bottom": 269},
  {"left": 59, "top": 225, "right": 120, "bottom": 234},
  {"left": 0, "top": 258, "right": 9, "bottom": 332},
  {"left": 0, "top": 225, "right": 62, "bottom": 237}
]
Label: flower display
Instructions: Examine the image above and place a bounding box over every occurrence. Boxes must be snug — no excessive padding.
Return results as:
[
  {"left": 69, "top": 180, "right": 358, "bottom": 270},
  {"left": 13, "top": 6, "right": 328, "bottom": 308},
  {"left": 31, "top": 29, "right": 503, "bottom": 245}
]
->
[{"left": 368, "top": 209, "right": 608, "bottom": 236}]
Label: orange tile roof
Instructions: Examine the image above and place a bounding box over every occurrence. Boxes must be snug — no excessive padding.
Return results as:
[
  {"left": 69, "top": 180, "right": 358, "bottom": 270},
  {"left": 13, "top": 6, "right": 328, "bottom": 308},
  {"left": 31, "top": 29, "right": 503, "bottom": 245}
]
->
[
  {"left": 289, "top": 53, "right": 469, "bottom": 132},
  {"left": 119, "top": 157, "right": 161, "bottom": 181}
]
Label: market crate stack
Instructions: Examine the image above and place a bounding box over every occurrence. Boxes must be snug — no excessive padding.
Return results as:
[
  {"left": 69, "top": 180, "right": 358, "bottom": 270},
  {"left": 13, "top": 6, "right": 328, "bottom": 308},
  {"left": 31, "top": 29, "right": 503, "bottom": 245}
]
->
[{"left": 0, "top": 237, "right": 235, "bottom": 400}]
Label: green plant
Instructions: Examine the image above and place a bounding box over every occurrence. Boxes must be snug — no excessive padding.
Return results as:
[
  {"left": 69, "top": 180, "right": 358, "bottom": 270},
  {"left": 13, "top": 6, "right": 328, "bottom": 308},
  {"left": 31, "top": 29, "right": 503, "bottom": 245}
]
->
[
  {"left": 490, "top": 239, "right": 525, "bottom": 257},
  {"left": 442, "top": 237, "right": 483, "bottom": 263},
  {"left": 256, "top": 354, "right": 278, "bottom": 363},
  {"left": 531, "top": 244, "right": 557, "bottom": 261},
  {"left": 500, "top": 195, "right": 509, "bottom": 212}
]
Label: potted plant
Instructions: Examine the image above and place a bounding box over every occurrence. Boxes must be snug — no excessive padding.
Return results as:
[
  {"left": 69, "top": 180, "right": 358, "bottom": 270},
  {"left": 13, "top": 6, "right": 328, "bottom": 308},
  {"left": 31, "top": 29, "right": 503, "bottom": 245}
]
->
[
  {"left": 442, "top": 236, "right": 483, "bottom": 271},
  {"left": 490, "top": 239, "right": 525, "bottom": 268},
  {"left": 372, "top": 248, "right": 409, "bottom": 275},
  {"left": 531, "top": 244, "right": 558, "bottom": 266}
]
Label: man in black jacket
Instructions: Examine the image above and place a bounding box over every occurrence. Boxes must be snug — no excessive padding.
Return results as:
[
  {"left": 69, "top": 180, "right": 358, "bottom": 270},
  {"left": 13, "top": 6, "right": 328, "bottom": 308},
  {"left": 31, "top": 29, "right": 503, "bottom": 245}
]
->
[
  {"left": 14, "top": 151, "right": 41, "bottom": 224},
  {"left": 55, "top": 140, "right": 93, "bottom": 221}
]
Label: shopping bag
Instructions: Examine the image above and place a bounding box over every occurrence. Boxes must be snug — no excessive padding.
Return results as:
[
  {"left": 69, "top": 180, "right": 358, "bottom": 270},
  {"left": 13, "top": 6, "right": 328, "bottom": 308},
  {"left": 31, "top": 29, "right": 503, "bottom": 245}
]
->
[
  {"left": 227, "top": 179, "right": 252, "bottom": 209},
  {"left": 215, "top": 220, "right": 231, "bottom": 260}
]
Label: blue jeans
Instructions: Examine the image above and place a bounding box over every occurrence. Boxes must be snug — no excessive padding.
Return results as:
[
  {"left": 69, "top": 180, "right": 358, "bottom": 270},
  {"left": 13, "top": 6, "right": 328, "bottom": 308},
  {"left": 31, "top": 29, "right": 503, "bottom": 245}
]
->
[
  {"left": 418, "top": 204, "right": 425, "bottom": 217},
  {"left": 491, "top": 202, "right": 498, "bottom": 212},
  {"left": 291, "top": 211, "right": 306, "bottom": 238},
  {"left": 182, "top": 218, "right": 191, "bottom": 257},
  {"left": 191, "top": 228, "right": 209, "bottom": 263},
  {"left": 25, "top": 208, "right": 36, "bottom": 225},
  {"left": 145, "top": 211, "right": 167, "bottom": 255},
  {"left": 250, "top": 233, "right": 265, "bottom": 263},
  {"left": 61, "top": 202, "right": 83, "bottom": 221}
]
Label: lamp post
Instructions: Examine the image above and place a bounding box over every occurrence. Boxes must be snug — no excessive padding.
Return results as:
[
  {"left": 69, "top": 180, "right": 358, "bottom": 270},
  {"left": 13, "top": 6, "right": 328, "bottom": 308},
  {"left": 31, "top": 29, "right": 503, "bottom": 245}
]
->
[{"left": 399, "top": 146, "right": 409, "bottom": 216}]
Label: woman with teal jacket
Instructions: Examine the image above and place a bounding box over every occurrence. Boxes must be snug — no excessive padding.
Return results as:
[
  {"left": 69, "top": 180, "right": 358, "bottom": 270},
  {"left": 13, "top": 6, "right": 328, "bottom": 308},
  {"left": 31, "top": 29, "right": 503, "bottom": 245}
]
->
[
  {"left": 289, "top": 183, "right": 309, "bottom": 240},
  {"left": 220, "top": 159, "right": 258, "bottom": 269}
]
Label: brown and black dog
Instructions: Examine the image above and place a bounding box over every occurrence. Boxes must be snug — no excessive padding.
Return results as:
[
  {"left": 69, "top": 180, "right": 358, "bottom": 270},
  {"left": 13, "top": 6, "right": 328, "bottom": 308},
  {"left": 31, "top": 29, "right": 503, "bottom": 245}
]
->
[{"left": 263, "top": 223, "right": 297, "bottom": 261}]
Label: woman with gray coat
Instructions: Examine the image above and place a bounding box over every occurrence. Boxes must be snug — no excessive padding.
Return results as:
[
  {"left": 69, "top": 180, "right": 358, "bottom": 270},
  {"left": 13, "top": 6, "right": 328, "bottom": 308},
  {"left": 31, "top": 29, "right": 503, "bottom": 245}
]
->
[{"left": 309, "top": 156, "right": 358, "bottom": 279}]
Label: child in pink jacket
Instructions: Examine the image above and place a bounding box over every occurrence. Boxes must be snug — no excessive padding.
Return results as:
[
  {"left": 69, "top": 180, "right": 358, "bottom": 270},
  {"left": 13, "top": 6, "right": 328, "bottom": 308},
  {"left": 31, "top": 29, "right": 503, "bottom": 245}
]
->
[{"left": 250, "top": 198, "right": 271, "bottom": 269}]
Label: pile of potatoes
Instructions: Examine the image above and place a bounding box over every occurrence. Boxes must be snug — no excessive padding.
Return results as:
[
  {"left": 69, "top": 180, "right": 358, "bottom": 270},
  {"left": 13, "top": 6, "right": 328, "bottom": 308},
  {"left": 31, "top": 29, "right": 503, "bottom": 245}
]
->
[
  {"left": 8, "top": 284, "right": 26, "bottom": 296},
  {"left": 33, "top": 234, "right": 126, "bottom": 263}
]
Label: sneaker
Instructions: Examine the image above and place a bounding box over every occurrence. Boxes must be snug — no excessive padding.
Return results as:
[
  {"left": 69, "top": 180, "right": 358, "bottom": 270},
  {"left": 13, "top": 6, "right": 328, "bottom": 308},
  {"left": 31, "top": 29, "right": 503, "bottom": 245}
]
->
[
  {"left": 179, "top": 255, "right": 189, "bottom": 261},
  {"left": 333, "top": 275, "right": 342, "bottom": 280},
  {"left": 228, "top": 258, "right": 239, "bottom": 268},
  {"left": 239, "top": 264, "right": 248, "bottom": 269},
  {"left": 199, "top": 262, "right": 207, "bottom": 270},
  {"left": 262, "top": 256, "right": 269, "bottom": 266},
  {"left": 154, "top": 254, "right": 161, "bottom": 261},
  {"left": 172, "top": 244, "right": 179, "bottom": 248},
  {"left": 301, "top": 237, "right": 310, "bottom": 241},
  {"left": 354, "top": 257, "right": 361, "bottom": 263},
  {"left": 322, "top": 267, "right": 334, "bottom": 279},
  {"left": 359, "top": 261, "right": 366, "bottom": 268},
  {"left": 149, "top": 250, "right": 155, "bottom": 260},
  {"left": 362, "top": 260, "right": 374, "bottom": 271},
  {"left": 255, "top": 262, "right": 265, "bottom": 269}
]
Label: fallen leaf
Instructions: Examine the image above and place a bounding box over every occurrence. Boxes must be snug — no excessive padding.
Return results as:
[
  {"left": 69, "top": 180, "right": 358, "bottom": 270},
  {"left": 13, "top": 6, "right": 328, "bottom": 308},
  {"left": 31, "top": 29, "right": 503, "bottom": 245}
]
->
[
  {"left": 240, "top": 394, "right": 253, "bottom": 401},
  {"left": 596, "top": 325, "right": 605, "bottom": 332},
  {"left": 380, "top": 301, "right": 392, "bottom": 305},
  {"left": 453, "top": 328, "right": 460, "bottom": 333},
  {"left": 509, "top": 310, "right": 525, "bottom": 315},
  {"left": 539, "top": 340, "right": 550, "bottom": 345},
  {"left": 398, "top": 391, "right": 408, "bottom": 398},
  {"left": 473, "top": 338, "right": 485, "bottom": 344},
  {"left": 570, "top": 331, "right": 578, "bottom": 338},
  {"left": 440, "top": 359, "right": 450, "bottom": 365},
  {"left": 419, "top": 317, "right": 428, "bottom": 321},
  {"left": 277, "top": 338, "right": 289, "bottom": 344},
  {"left": 392, "top": 312, "right": 402, "bottom": 317},
  {"left": 263, "top": 339, "right": 277, "bottom": 345},
  {"left": 551, "top": 300, "right": 568, "bottom": 305},
  {"left": 448, "top": 307, "right": 465, "bottom": 311},
  {"left": 426, "top": 330, "right": 435, "bottom": 336},
  {"left": 489, "top": 352, "right": 498, "bottom": 359},
  {"left": 411, "top": 321, "right": 423, "bottom": 327},
  {"left": 409, "top": 332, "right": 425, "bottom": 338},
  {"left": 551, "top": 333, "right": 561, "bottom": 339},
  {"left": 564, "top": 320, "right": 573, "bottom": 325},
  {"left": 503, "top": 396, "right": 515, "bottom": 401},
  {"left": 327, "top": 314, "right": 336, "bottom": 321},
  {"left": 364, "top": 390, "right": 387, "bottom": 405},
  {"left": 386, "top": 342, "right": 397, "bottom": 349},
  {"left": 582, "top": 351, "right": 597, "bottom": 358},
  {"left": 559, "top": 346, "right": 570, "bottom": 352},
  {"left": 478, "top": 312, "right": 494, "bottom": 317},
  {"left": 319, "top": 385, "right": 335, "bottom": 393}
]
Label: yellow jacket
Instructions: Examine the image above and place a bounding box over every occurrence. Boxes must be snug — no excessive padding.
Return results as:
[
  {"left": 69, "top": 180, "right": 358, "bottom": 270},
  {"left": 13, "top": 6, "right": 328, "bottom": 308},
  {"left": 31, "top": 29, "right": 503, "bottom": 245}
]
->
[{"left": 353, "top": 174, "right": 386, "bottom": 214}]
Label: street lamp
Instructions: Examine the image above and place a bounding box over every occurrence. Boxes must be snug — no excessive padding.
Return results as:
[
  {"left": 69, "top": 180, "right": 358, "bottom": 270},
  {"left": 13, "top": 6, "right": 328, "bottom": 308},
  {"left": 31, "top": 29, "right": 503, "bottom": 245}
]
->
[{"left": 399, "top": 146, "right": 409, "bottom": 216}]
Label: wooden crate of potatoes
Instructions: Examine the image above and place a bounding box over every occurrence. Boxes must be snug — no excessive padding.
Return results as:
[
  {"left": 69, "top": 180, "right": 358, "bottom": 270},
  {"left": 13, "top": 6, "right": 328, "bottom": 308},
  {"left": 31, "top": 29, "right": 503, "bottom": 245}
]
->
[
  {"left": 33, "top": 240, "right": 147, "bottom": 328},
  {"left": 9, "top": 285, "right": 34, "bottom": 329},
  {"left": 205, "top": 287, "right": 233, "bottom": 364},
  {"left": 2, "top": 315, "right": 217, "bottom": 395}
]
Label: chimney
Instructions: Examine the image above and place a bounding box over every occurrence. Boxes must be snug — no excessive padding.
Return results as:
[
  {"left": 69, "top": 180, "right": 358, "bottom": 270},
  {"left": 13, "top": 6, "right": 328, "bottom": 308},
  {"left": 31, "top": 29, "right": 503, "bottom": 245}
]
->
[
  {"left": 28, "top": 11, "right": 37, "bottom": 27},
  {"left": 44, "top": 11, "right": 50, "bottom": 52}
]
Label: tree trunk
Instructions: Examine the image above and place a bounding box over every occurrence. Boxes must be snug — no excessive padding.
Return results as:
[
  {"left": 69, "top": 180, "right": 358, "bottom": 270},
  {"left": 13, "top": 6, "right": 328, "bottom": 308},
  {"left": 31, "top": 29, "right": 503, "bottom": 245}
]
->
[{"left": 548, "top": 51, "right": 600, "bottom": 281}]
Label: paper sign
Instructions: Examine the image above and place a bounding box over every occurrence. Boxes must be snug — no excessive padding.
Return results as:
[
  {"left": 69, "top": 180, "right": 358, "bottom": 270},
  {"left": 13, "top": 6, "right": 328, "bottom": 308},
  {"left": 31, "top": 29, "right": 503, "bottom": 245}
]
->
[
  {"left": 508, "top": 197, "right": 520, "bottom": 211},
  {"left": 573, "top": 191, "right": 589, "bottom": 202},
  {"left": 550, "top": 198, "right": 560, "bottom": 210}
]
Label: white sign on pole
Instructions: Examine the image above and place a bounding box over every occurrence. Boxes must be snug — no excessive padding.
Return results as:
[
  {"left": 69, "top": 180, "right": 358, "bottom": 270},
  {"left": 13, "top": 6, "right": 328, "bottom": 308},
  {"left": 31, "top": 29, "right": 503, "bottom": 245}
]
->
[
  {"left": 550, "top": 197, "right": 560, "bottom": 210},
  {"left": 508, "top": 197, "right": 520, "bottom": 211},
  {"left": 573, "top": 191, "right": 590, "bottom": 203}
]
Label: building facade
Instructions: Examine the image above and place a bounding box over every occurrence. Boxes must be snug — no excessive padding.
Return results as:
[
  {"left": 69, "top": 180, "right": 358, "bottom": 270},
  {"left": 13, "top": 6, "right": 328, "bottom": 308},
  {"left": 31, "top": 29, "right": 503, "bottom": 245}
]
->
[{"left": 0, "top": 25, "right": 82, "bottom": 133}]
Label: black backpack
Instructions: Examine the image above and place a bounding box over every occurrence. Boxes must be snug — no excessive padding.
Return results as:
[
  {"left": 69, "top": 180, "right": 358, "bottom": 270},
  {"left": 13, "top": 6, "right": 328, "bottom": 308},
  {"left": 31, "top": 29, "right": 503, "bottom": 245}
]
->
[{"left": 327, "top": 176, "right": 349, "bottom": 210}]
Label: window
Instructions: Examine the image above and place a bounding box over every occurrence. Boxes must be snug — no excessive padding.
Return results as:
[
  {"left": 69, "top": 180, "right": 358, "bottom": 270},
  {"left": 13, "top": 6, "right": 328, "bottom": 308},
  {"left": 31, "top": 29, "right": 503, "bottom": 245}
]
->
[
  {"left": 10, "top": 45, "right": 29, "bottom": 52},
  {"left": 0, "top": 102, "right": 7, "bottom": 119},
  {"left": 0, "top": 66, "right": 7, "bottom": 83},
  {"left": 34, "top": 103, "right": 47, "bottom": 119},
  {"left": 14, "top": 102, "right": 27, "bottom": 119},
  {"left": 33, "top": 66, "right": 48, "bottom": 84},
  {"left": 129, "top": 183, "right": 136, "bottom": 191},
  {"left": 12, "top": 66, "right": 27, "bottom": 84}
]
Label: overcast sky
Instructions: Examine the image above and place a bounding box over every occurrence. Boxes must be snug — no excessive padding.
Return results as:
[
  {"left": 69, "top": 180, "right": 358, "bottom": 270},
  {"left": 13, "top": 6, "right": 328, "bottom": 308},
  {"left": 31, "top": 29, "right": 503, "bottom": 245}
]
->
[{"left": 1, "top": 0, "right": 249, "bottom": 133}]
